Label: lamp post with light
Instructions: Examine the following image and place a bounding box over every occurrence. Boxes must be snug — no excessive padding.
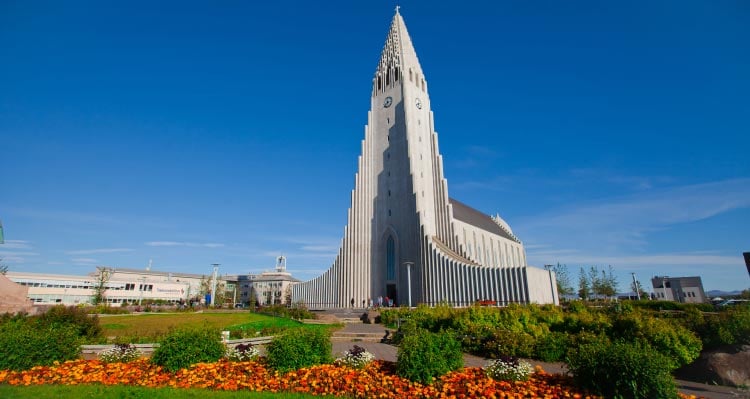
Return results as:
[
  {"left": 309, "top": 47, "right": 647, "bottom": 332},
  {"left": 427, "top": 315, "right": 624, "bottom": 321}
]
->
[{"left": 403, "top": 261, "right": 414, "bottom": 307}]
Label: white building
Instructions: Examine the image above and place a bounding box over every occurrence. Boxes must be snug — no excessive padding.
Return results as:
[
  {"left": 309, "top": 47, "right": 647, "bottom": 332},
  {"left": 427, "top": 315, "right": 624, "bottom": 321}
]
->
[
  {"left": 293, "top": 10, "right": 558, "bottom": 309},
  {"left": 7, "top": 269, "right": 195, "bottom": 305},
  {"left": 250, "top": 256, "right": 300, "bottom": 306}
]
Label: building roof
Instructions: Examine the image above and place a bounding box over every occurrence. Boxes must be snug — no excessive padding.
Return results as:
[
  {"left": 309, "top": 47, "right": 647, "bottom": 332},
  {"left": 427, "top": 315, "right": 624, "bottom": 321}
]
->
[
  {"left": 107, "top": 268, "right": 207, "bottom": 280},
  {"left": 252, "top": 272, "right": 301, "bottom": 283},
  {"left": 449, "top": 198, "right": 518, "bottom": 242}
]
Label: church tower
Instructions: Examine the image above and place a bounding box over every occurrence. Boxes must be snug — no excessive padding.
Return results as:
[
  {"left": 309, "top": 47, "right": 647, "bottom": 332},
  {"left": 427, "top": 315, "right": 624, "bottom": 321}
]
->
[{"left": 293, "top": 9, "right": 558, "bottom": 308}]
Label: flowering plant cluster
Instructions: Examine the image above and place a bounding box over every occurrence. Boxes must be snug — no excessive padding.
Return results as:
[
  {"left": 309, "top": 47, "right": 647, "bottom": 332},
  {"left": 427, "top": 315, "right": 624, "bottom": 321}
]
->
[
  {"left": 335, "top": 345, "right": 375, "bottom": 369},
  {"left": 484, "top": 356, "right": 534, "bottom": 382},
  {"left": 224, "top": 343, "right": 260, "bottom": 362},
  {"left": 0, "top": 358, "right": 706, "bottom": 398},
  {"left": 97, "top": 344, "right": 143, "bottom": 364}
]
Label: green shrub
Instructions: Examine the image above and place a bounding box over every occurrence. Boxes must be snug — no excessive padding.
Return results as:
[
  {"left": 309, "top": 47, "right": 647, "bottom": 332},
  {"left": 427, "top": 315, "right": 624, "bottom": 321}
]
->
[
  {"left": 258, "top": 304, "right": 316, "bottom": 320},
  {"left": 34, "top": 305, "right": 103, "bottom": 341},
  {"left": 150, "top": 328, "right": 225, "bottom": 372},
  {"left": 610, "top": 310, "right": 702, "bottom": 368},
  {"left": 396, "top": 329, "right": 463, "bottom": 384},
  {"left": 534, "top": 331, "right": 568, "bottom": 362},
  {"left": 567, "top": 340, "right": 678, "bottom": 399},
  {"left": 483, "top": 328, "right": 536, "bottom": 358},
  {"left": 265, "top": 328, "right": 332, "bottom": 372},
  {"left": 0, "top": 319, "right": 81, "bottom": 370}
]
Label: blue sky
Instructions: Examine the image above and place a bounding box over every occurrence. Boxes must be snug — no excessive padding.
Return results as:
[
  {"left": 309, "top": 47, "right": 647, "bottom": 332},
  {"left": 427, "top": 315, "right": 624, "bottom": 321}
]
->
[{"left": 1, "top": 1, "right": 748, "bottom": 293}]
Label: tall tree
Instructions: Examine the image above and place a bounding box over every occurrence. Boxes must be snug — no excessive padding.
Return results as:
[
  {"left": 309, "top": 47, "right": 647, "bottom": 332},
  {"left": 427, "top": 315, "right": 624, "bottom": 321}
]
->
[
  {"left": 92, "top": 266, "right": 112, "bottom": 305},
  {"left": 578, "top": 267, "right": 591, "bottom": 300},
  {"left": 600, "top": 265, "right": 619, "bottom": 299},
  {"left": 588, "top": 266, "right": 602, "bottom": 299},
  {"left": 551, "top": 263, "right": 574, "bottom": 297}
]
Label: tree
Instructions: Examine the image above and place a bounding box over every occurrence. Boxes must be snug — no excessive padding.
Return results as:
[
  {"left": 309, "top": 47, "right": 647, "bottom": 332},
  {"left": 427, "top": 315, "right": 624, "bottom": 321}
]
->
[
  {"left": 600, "top": 265, "right": 618, "bottom": 299},
  {"left": 549, "top": 263, "right": 574, "bottom": 297},
  {"left": 92, "top": 266, "right": 112, "bottom": 305},
  {"left": 0, "top": 257, "right": 8, "bottom": 275},
  {"left": 578, "top": 267, "right": 591, "bottom": 300},
  {"left": 588, "top": 266, "right": 602, "bottom": 299}
]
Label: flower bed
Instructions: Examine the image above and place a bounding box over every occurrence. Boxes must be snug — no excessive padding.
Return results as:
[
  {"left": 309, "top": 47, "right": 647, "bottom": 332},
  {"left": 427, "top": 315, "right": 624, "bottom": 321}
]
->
[{"left": 0, "top": 359, "right": 703, "bottom": 399}]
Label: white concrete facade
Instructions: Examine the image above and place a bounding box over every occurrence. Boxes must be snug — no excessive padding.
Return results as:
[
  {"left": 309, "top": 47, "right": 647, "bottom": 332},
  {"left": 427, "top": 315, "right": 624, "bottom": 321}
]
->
[{"left": 292, "top": 10, "right": 558, "bottom": 308}]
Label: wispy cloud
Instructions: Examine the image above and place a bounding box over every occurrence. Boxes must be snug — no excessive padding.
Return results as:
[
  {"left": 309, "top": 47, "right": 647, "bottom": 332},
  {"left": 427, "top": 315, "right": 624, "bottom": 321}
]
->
[
  {"left": 520, "top": 178, "right": 750, "bottom": 252},
  {"left": 1, "top": 240, "right": 32, "bottom": 249},
  {"left": 301, "top": 245, "right": 339, "bottom": 252},
  {"left": 66, "top": 248, "right": 134, "bottom": 255},
  {"left": 146, "top": 241, "right": 225, "bottom": 248},
  {"left": 71, "top": 258, "right": 98, "bottom": 264}
]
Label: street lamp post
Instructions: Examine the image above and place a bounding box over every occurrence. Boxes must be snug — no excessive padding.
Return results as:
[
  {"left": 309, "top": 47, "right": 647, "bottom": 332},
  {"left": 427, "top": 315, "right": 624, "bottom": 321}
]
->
[
  {"left": 631, "top": 272, "right": 640, "bottom": 300},
  {"left": 210, "top": 264, "right": 220, "bottom": 307},
  {"left": 403, "top": 262, "right": 414, "bottom": 307},
  {"left": 138, "top": 277, "right": 146, "bottom": 306}
]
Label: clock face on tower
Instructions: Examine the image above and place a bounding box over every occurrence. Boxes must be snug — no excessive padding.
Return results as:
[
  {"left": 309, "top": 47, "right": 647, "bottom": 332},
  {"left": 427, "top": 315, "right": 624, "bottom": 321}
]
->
[
  {"left": 383, "top": 96, "right": 393, "bottom": 108},
  {"left": 415, "top": 98, "right": 422, "bottom": 109}
]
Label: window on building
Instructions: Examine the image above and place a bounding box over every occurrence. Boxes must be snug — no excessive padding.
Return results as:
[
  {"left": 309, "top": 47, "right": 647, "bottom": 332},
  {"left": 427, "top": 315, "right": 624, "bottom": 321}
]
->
[{"left": 386, "top": 236, "right": 395, "bottom": 280}]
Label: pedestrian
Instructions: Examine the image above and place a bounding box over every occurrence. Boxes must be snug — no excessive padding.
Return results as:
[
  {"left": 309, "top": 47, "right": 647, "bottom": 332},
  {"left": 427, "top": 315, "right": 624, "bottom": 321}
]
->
[
  {"left": 350, "top": 297, "right": 355, "bottom": 308},
  {"left": 377, "top": 296, "right": 383, "bottom": 307}
]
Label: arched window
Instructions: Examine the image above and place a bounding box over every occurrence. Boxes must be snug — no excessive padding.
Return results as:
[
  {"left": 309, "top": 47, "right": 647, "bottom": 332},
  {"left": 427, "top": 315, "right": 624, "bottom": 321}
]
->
[{"left": 386, "top": 236, "right": 395, "bottom": 280}]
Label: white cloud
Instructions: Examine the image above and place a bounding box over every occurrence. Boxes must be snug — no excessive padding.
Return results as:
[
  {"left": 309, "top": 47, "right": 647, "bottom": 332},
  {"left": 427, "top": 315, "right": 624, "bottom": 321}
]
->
[
  {"left": 66, "top": 248, "right": 134, "bottom": 255},
  {"left": 71, "top": 258, "right": 98, "bottom": 264},
  {"left": 520, "top": 178, "right": 750, "bottom": 252},
  {"left": 301, "top": 245, "right": 339, "bottom": 252},
  {"left": 1, "top": 240, "right": 32, "bottom": 249},
  {"left": 145, "top": 241, "right": 225, "bottom": 248}
]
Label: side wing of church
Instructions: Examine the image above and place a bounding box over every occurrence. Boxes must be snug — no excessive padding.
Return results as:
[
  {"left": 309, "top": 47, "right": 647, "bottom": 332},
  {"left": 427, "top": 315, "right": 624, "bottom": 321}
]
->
[{"left": 292, "top": 10, "right": 558, "bottom": 308}]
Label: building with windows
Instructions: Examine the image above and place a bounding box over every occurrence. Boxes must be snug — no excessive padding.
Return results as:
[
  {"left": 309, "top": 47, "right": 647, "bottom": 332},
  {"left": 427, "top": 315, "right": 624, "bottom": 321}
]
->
[
  {"left": 292, "top": 10, "right": 558, "bottom": 309},
  {"left": 651, "top": 276, "right": 708, "bottom": 303},
  {"left": 7, "top": 270, "right": 195, "bottom": 305}
]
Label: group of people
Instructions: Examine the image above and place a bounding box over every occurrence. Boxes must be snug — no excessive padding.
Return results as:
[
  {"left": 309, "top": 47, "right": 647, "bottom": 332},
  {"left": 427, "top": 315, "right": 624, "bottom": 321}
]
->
[{"left": 350, "top": 296, "right": 395, "bottom": 308}]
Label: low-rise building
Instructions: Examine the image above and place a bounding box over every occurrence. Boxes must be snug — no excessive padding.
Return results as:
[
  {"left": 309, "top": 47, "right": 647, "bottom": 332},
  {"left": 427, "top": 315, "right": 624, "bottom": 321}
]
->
[{"left": 651, "top": 275, "right": 707, "bottom": 303}]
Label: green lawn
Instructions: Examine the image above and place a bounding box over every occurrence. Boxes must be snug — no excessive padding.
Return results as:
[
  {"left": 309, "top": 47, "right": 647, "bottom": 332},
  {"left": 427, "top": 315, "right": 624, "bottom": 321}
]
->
[
  {"left": 0, "top": 384, "right": 321, "bottom": 399},
  {"left": 98, "top": 312, "right": 338, "bottom": 343}
]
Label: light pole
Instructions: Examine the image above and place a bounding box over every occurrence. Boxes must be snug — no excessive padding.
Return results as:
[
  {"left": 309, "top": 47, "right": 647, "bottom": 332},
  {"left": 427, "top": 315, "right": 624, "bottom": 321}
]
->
[
  {"left": 138, "top": 277, "right": 146, "bottom": 306},
  {"left": 403, "top": 261, "right": 414, "bottom": 307},
  {"left": 210, "top": 264, "right": 220, "bottom": 307},
  {"left": 631, "top": 272, "right": 640, "bottom": 300},
  {"left": 662, "top": 276, "right": 668, "bottom": 301}
]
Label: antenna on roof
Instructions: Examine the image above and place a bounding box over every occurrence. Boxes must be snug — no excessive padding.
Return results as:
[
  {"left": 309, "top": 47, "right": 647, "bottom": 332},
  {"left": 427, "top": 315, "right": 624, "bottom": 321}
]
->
[{"left": 146, "top": 259, "right": 152, "bottom": 271}]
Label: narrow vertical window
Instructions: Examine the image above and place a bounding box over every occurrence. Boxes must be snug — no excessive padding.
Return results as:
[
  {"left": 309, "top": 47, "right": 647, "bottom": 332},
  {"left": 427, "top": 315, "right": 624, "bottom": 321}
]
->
[{"left": 386, "top": 236, "right": 395, "bottom": 280}]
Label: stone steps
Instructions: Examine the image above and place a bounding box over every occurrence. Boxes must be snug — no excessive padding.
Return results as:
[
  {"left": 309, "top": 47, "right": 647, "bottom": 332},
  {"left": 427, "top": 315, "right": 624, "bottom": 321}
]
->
[{"left": 331, "top": 332, "right": 388, "bottom": 342}]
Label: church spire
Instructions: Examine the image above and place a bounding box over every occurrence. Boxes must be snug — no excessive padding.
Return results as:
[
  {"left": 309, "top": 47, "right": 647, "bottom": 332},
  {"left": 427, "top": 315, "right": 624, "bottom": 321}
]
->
[{"left": 374, "top": 9, "right": 426, "bottom": 94}]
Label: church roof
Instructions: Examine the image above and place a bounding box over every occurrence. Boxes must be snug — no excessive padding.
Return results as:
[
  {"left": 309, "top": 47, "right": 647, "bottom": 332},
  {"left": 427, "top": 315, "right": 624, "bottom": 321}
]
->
[
  {"left": 375, "top": 8, "right": 425, "bottom": 91},
  {"left": 449, "top": 198, "right": 519, "bottom": 242}
]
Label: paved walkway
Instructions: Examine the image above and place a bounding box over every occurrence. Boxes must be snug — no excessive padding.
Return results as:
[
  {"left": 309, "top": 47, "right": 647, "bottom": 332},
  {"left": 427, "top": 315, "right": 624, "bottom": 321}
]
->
[{"left": 331, "top": 322, "right": 745, "bottom": 399}]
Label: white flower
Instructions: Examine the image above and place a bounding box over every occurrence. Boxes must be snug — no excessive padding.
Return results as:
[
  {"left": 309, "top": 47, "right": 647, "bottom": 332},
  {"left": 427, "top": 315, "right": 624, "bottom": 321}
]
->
[
  {"left": 335, "top": 345, "right": 375, "bottom": 369},
  {"left": 225, "top": 343, "right": 260, "bottom": 361},
  {"left": 484, "top": 357, "right": 534, "bottom": 382},
  {"left": 98, "top": 344, "right": 143, "bottom": 363}
]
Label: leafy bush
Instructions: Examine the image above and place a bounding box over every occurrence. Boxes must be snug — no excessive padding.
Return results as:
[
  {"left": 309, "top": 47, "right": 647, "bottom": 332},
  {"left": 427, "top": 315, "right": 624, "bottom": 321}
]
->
[
  {"left": 567, "top": 340, "right": 678, "bottom": 399},
  {"left": 0, "top": 319, "right": 81, "bottom": 370},
  {"left": 534, "top": 331, "right": 569, "bottom": 362},
  {"left": 34, "top": 305, "right": 103, "bottom": 341},
  {"left": 265, "top": 328, "right": 332, "bottom": 372},
  {"left": 484, "top": 356, "right": 534, "bottom": 382},
  {"left": 98, "top": 343, "right": 143, "bottom": 363},
  {"left": 150, "top": 328, "right": 225, "bottom": 372},
  {"left": 483, "top": 328, "right": 536, "bottom": 358},
  {"left": 610, "top": 310, "right": 702, "bottom": 368},
  {"left": 396, "top": 329, "right": 463, "bottom": 384},
  {"left": 335, "top": 345, "right": 375, "bottom": 369},
  {"left": 225, "top": 343, "right": 260, "bottom": 362}
]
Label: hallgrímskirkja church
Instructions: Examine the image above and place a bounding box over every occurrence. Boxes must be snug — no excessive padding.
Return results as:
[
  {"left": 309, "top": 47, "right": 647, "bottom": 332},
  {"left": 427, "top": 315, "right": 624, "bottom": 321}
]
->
[{"left": 292, "top": 10, "right": 558, "bottom": 308}]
